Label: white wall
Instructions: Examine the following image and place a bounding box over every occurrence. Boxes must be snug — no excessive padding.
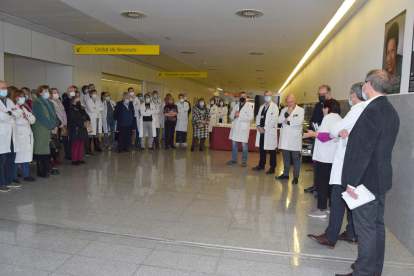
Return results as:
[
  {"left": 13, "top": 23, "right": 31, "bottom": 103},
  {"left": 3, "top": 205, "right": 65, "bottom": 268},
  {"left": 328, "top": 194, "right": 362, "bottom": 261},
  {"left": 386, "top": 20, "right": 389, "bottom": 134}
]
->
[{"left": 282, "top": 0, "right": 414, "bottom": 103}]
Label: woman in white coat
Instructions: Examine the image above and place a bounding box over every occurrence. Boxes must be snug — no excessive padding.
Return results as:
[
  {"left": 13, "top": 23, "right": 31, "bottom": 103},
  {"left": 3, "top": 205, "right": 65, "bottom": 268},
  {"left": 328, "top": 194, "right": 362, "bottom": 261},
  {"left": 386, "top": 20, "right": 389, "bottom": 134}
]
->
[
  {"left": 254, "top": 93, "right": 279, "bottom": 174},
  {"left": 133, "top": 93, "right": 142, "bottom": 147},
  {"left": 12, "top": 90, "right": 36, "bottom": 182},
  {"left": 216, "top": 99, "right": 228, "bottom": 124},
  {"left": 139, "top": 94, "right": 157, "bottom": 150},
  {"left": 175, "top": 94, "right": 190, "bottom": 147},
  {"left": 85, "top": 89, "right": 104, "bottom": 153},
  {"left": 208, "top": 98, "right": 218, "bottom": 135}
]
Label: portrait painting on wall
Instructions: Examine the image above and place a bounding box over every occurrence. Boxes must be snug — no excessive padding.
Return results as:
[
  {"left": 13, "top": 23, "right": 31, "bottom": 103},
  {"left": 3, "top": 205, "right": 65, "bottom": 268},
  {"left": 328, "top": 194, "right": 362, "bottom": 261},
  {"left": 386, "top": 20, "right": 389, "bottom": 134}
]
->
[
  {"left": 409, "top": 23, "right": 414, "bottom": 92},
  {"left": 382, "top": 10, "right": 406, "bottom": 94}
]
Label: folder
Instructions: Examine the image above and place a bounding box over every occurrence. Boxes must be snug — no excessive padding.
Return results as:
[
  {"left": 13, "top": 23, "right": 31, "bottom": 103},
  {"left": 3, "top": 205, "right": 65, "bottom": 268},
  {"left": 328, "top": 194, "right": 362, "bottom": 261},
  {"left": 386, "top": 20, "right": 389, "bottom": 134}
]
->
[{"left": 342, "top": 184, "right": 376, "bottom": 210}]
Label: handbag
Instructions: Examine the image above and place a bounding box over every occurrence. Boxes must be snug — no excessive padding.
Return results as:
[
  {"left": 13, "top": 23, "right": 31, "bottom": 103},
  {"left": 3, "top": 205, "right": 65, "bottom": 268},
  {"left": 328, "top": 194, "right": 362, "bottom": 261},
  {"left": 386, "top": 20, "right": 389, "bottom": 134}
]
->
[
  {"left": 87, "top": 125, "right": 93, "bottom": 133},
  {"left": 60, "top": 125, "right": 68, "bottom": 137},
  {"left": 50, "top": 135, "right": 62, "bottom": 150}
]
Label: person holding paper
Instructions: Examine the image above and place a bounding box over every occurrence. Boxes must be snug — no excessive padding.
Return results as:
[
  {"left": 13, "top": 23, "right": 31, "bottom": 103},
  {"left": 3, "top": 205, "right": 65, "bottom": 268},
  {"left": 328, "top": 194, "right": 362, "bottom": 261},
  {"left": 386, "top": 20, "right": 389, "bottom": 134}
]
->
[
  {"left": 335, "top": 70, "right": 400, "bottom": 276},
  {"left": 302, "top": 99, "right": 342, "bottom": 218},
  {"left": 307, "top": 82, "right": 365, "bottom": 249}
]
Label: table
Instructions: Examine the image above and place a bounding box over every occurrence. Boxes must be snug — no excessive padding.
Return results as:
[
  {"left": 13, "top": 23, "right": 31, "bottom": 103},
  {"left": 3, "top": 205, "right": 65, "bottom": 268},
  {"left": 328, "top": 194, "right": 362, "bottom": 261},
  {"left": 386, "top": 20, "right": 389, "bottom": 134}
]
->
[{"left": 210, "top": 126, "right": 281, "bottom": 152}]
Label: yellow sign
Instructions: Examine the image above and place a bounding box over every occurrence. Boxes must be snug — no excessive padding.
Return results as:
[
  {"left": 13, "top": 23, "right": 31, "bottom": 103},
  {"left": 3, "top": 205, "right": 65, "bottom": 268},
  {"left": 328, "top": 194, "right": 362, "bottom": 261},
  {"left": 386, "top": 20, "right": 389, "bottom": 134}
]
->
[
  {"left": 158, "top": 72, "right": 207, "bottom": 78},
  {"left": 74, "top": 45, "right": 159, "bottom": 55}
]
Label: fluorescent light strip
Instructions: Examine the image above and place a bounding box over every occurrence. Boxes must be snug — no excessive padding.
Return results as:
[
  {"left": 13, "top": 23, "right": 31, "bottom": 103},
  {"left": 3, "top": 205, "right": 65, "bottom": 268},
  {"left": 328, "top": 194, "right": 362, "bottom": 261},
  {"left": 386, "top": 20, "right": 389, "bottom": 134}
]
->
[
  {"left": 278, "top": 0, "right": 357, "bottom": 94},
  {"left": 217, "top": 88, "right": 223, "bottom": 91}
]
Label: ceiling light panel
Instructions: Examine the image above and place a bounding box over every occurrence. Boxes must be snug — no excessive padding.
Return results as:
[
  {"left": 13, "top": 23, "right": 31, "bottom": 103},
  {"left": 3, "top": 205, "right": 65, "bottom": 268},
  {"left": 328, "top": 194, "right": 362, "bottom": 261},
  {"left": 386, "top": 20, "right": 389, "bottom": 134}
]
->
[{"left": 120, "top": 11, "right": 147, "bottom": 19}]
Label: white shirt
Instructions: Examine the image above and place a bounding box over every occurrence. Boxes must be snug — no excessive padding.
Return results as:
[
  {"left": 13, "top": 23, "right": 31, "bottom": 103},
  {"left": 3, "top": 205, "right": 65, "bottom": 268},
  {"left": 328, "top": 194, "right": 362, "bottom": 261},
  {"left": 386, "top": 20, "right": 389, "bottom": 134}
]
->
[
  {"left": 363, "top": 95, "right": 385, "bottom": 107},
  {"left": 312, "top": 113, "right": 342, "bottom": 163}
]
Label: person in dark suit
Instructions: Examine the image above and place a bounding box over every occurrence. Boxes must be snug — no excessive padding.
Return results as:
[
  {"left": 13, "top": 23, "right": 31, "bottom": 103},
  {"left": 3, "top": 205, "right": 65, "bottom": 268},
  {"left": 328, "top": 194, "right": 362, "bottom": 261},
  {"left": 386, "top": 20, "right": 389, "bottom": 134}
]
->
[
  {"left": 113, "top": 92, "right": 134, "bottom": 153},
  {"left": 335, "top": 70, "right": 400, "bottom": 276}
]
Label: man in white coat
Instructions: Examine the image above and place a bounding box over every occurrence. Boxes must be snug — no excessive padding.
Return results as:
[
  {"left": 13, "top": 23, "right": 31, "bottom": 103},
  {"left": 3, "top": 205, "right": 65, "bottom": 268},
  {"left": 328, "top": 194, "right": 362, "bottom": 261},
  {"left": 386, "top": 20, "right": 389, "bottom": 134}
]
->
[
  {"left": 139, "top": 93, "right": 158, "bottom": 151},
  {"left": 176, "top": 94, "right": 190, "bottom": 147},
  {"left": 276, "top": 94, "right": 304, "bottom": 184},
  {"left": 133, "top": 92, "right": 142, "bottom": 147},
  {"left": 0, "top": 81, "right": 21, "bottom": 193},
  {"left": 253, "top": 91, "right": 279, "bottom": 174},
  {"left": 152, "top": 91, "right": 162, "bottom": 150},
  {"left": 308, "top": 82, "right": 365, "bottom": 249},
  {"left": 227, "top": 92, "right": 254, "bottom": 167}
]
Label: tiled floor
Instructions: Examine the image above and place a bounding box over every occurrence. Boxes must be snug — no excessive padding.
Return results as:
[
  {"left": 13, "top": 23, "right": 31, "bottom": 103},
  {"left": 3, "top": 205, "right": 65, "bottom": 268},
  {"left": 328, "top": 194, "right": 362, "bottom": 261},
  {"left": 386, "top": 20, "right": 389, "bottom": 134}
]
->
[{"left": 0, "top": 146, "right": 413, "bottom": 275}]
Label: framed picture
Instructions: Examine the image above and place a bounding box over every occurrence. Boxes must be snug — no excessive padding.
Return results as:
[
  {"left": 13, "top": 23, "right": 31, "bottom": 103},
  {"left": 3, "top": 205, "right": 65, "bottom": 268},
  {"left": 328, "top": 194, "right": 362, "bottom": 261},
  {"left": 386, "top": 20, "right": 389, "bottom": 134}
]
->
[
  {"left": 382, "top": 10, "right": 406, "bottom": 94},
  {"left": 409, "top": 24, "right": 414, "bottom": 92}
]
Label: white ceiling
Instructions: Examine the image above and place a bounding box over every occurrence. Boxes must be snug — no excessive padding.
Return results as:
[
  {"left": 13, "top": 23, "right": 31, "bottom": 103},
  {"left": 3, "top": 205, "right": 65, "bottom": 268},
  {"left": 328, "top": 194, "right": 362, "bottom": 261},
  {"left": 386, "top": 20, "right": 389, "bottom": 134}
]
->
[{"left": 0, "top": 0, "right": 345, "bottom": 93}]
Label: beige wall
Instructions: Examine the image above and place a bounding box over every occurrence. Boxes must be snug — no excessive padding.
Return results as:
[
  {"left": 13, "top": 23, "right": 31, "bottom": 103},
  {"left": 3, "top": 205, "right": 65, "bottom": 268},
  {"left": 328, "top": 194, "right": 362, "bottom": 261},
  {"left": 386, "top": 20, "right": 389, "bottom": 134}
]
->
[
  {"left": 282, "top": 0, "right": 414, "bottom": 103},
  {"left": 101, "top": 73, "right": 142, "bottom": 102}
]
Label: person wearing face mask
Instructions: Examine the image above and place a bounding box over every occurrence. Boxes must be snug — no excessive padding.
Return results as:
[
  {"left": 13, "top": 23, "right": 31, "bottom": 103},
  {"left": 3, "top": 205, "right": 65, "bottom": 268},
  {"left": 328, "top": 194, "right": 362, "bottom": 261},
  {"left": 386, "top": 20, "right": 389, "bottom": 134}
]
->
[
  {"left": 216, "top": 99, "right": 228, "bottom": 124},
  {"left": 307, "top": 82, "right": 364, "bottom": 251},
  {"left": 113, "top": 92, "right": 134, "bottom": 153},
  {"left": 101, "top": 92, "right": 117, "bottom": 149},
  {"left": 207, "top": 98, "right": 218, "bottom": 141},
  {"left": 164, "top": 96, "right": 178, "bottom": 149},
  {"left": 85, "top": 89, "right": 104, "bottom": 154},
  {"left": 253, "top": 91, "right": 279, "bottom": 175},
  {"left": 152, "top": 91, "right": 162, "bottom": 150},
  {"left": 139, "top": 93, "right": 157, "bottom": 151},
  {"left": 175, "top": 94, "right": 190, "bottom": 147},
  {"left": 21, "top": 87, "right": 32, "bottom": 111},
  {"left": 11, "top": 89, "right": 36, "bottom": 183},
  {"left": 32, "top": 85, "right": 60, "bottom": 178},
  {"left": 49, "top": 88, "right": 67, "bottom": 164},
  {"left": 0, "top": 84, "right": 22, "bottom": 192},
  {"left": 26, "top": 89, "right": 36, "bottom": 110},
  {"left": 79, "top": 85, "right": 90, "bottom": 107},
  {"left": 131, "top": 89, "right": 142, "bottom": 148},
  {"left": 67, "top": 96, "right": 90, "bottom": 165},
  {"left": 126, "top": 87, "right": 136, "bottom": 147},
  {"left": 302, "top": 99, "right": 342, "bottom": 219},
  {"left": 62, "top": 86, "right": 78, "bottom": 113},
  {"left": 160, "top": 93, "right": 171, "bottom": 144},
  {"left": 227, "top": 92, "right": 254, "bottom": 167},
  {"left": 191, "top": 98, "right": 210, "bottom": 152}
]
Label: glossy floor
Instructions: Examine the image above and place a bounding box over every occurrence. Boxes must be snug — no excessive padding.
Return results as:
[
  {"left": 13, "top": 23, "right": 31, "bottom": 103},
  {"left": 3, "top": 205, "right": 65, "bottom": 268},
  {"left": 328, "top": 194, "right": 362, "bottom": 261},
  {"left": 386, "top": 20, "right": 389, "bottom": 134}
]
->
[{"left": 0, "top": 146, "right": 413, "bottom": 276}]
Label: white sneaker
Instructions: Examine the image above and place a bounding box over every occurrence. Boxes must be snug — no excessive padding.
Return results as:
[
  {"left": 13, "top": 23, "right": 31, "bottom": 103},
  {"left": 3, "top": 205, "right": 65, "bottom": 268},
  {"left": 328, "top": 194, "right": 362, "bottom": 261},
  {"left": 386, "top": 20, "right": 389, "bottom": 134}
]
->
[
  {"left": 181, "top": 143, "right": 187, "bottom": 147},
  {"left": 306, "top": 208, "right": 327, "bottom": 219},
  {"left": 175, "top": 143, "right": 180, "bottom": 147}
]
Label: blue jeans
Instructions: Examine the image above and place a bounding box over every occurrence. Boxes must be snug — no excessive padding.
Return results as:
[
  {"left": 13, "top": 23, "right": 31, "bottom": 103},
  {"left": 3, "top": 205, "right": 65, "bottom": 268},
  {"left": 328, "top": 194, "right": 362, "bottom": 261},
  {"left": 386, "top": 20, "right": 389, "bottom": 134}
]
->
[
  {"left": 15, "top": 163, "right": 30, "bottom": 178},
  {"left": 104, "top": 118, "right": 116, "bottom": 145},
  {"left": 232, "top": 141, "right": 248, "bottom": 162},
  {"left": 0, "top": 141, "right": 16, "bottom": 186}
]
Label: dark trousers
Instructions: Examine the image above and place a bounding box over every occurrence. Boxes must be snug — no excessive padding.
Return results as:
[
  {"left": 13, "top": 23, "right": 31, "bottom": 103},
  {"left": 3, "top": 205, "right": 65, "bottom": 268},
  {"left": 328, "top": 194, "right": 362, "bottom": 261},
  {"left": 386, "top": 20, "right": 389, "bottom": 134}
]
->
[
  {"left": 71, "top": 141, "right": 84, "bottom": 162},
  {"left": 176, "top": 131, "right": 187, "bottom": 143},
  {"left": 34, "top": 154, "right": 51, "bottom": 175},
  {"left": 259, "top": 134, "right": 276, "bottom": 169},
  {"left": 353, "top": 193, "right": 386, "bottom": 276},
  {"left": 325, "top": 185, "right": 356, "bottom": 244},
  {"left": 154, "top": 128, "right": 160, "bottom": 147},
  {"left": 316, "top": 161, "right": 332, "bottom": 210},
  {"left": 118, "top": 125, "right": 133, "bottom": 150},
  {"left": 192, "top": 138, "right": 206, "bottom": 148},
  {"left": 282, "top": 150, "right": 301, "bottom": 178},
  {"left": 84, "top": 136, "right": 91, "bottom": 152},
  {"left": 165, "top": 121, "right": 176, "bottom": 146},
  {"left": 0, "top": 141, "right": 16, "bottom": 186},
  {"left": 62, "top": 136, "right": 71, "bottom": 158}
]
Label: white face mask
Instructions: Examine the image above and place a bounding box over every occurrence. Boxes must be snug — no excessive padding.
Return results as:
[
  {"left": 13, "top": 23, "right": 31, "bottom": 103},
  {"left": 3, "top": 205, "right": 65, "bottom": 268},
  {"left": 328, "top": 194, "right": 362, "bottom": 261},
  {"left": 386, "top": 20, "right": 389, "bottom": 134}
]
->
[
  {"left": 129, "top": 92, "right": 134, "bottom": 97},
  {"left": 179, "top": 98, "right": 184, "bottom": 103},
  {"left": 53, "top": 94, "right": 59, "bottom": 100},
  {"left": 69, "top": 91, "right": 75, "bottom": 97}
]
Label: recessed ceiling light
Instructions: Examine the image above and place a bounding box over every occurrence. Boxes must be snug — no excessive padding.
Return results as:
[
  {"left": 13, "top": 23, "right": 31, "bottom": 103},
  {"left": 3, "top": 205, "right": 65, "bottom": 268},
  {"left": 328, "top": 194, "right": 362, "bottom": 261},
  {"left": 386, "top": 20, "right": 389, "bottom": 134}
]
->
[
  {"left": 181, "top": 51, "right": 196, "bottom": 54},
  {"left": 164, "top": 37, "right": 171, "bottom": 40},
  {"left": 120, "top": 11, "right": 147, "bottom": 19},
  {"left": 250, "top": 52, "right": 265, "bottom": 55},
  {"left": 235, "top": 9, "right": 264, "bottom": 18},
  {"left": 255, "top": 69, "right": 265, "bottom": 72}
]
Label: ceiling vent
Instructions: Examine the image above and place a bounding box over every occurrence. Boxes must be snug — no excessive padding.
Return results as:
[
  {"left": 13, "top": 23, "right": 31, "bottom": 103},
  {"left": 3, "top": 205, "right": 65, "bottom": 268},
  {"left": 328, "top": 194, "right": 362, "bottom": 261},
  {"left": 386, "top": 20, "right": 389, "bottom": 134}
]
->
[
  {"left": 181, "top": 51, "right": 196, "bottom": 54},
  {"left": 120, "top": 11, "right": 148, "bottom": 19},
  {"left": 235, "top": 9, "right": 264, "bottom": 19},
  {"left": 250, "top": 52, "right": 265, "bottom": 55},
  {"left": 255, "top": 69, "right": 265, "bottom": 72}
]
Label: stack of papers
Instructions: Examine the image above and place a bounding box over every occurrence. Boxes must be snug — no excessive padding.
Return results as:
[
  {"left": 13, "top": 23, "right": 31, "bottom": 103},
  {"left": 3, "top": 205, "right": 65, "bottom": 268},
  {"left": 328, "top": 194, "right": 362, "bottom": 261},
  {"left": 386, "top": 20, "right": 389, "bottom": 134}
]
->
[
  {"left": 342, "top": 185, "right": 376, "bottom": 210},
  {"left": 312, "top": 122, "right": 319, "bottom": 132}
]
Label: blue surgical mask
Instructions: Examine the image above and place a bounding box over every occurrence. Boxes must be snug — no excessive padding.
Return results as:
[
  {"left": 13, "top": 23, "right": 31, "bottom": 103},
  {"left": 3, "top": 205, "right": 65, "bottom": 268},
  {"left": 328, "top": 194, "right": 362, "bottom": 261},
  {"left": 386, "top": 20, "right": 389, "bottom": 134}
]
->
[
  {"left": 25, "top": 94, "right": 29, "bottom": 100},
  {"left": 125, "top": 99, "right": 130, "bottom": 104},
  {"left": 92, "top": 94, "right": 97, "bottom": 99},
  {"left": 85, "top": 89, "right": 89, "bottom": 93},
  {"left": 220, "top": 102, "right": 223, "bottom": 106},
  {"left": 146, "top": 98, "right": 150, "bottom": 103},
  {"left": 348, "top": 94, "right": 353, "bottom": 107},
  {"left": 0, "top": 90, "right": 7, "bottom": 97},
  {"left": 210, "top": 101, "right": 214, "bottom": 105},
  {"left": 43, "top": 92, "right": 50, "bottom": 99},
  {"left": 139, "top": 97, "right": 143, "bottom": 101},
  {"left": 105, "top": 96, "right": 110, "bottom": 101},
  {"left": 154, "top": 94, "right": 158, "bottom": 99},
  {"left": 361, "top": 84, "right": 367, "bottom": 101},
  {"left": 18, "top": 98, "right": 25, "bottom": 105},
  {"left": 264, "top": 96, "right": 271, "bottom": 102},
  {"left": 199, "top": 102, "right": 204, "bottom": 107}
]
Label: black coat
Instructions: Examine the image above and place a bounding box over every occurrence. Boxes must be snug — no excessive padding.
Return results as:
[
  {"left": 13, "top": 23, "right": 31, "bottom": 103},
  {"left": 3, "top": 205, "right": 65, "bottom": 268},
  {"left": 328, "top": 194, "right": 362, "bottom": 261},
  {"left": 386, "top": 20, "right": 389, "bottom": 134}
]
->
[
  {"left": 113, "top": 100, "right": 134, "bottom": 126},
  {"left": 67, "top": 105, "right": 91, "bottom": 141},
  {"left": 341, "top": 96, "right": 400, "bottom": 195},
  {"left": 62, "top": 97, "right": 72, "bottom": 113}
]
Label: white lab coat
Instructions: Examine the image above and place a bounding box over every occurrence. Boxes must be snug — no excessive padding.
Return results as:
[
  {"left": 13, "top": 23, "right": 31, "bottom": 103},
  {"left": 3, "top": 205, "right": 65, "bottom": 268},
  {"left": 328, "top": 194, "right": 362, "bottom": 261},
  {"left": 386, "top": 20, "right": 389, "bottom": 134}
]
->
[
  {"left": 152, "top": 98, "right": 162, "bottom": 128},
  {"left": 133, "top": 97, "right": 141, "bottom": 131},
  {"left": 216, "top": 106, "right": 228, "bottom": 124},
  {"left": 229, "top": 103, "right": 254, "bottom": 143},
  {"left": 85, "top": 98, "right": 104, "bottom": 135},
  {"left": 329, "top": 102, "right": 365, "bottom": 185},
  {"left": 208, "top": 105, "right": 218, "bottom": 132},
  {"left": 312, "top": 113, "right": 342, "bottom": 163},
  {"left": 0, "top": 98, "right": 21, "bottom": 154},
  {"left": 160, "top": 102, "right": 165, "bottom": 128},
  {"left": 101, "top": 100, "right": 116, "bottom": 133},
  {"left": 176, "top": 101, "right": 190, "bottom": 132},
  {"left": 15, "top": 107, "right": 35, "bottom": 163},
  {"left": 139, "top": 102, "right": 157, "bottom": 137},
  {"left": 255, "top": 102, "right": 279, "bottom": 150},
  {"left": 277, "top": 105, "right": 305, "bottom": 151},
  {"left": 80, "top": 93, "right": 90, "bottom": 107}
]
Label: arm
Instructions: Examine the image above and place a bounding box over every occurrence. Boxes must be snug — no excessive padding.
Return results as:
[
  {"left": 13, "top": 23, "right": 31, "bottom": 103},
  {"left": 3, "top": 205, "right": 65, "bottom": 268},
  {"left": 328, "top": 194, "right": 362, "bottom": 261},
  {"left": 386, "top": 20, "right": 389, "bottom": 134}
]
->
[
  {"left": 85, "top": 99, "right": 100, "bottom": 113},
  {"left": 317, "top": 132, "right": 331, "bottom": 143},
  {"left": 239, "top": 104, "right": 254, "bottom": 122},
  {"left": 68, "top": 109, "right": 85, "bottom": 127},
  {"left": 32, "top": 101, "right": 56, "bottom": 130},
  {"left": 229, "top": 105, "right": 237, "bottom": 120},
  {"left": 330, "top": 108, "right": 361, "bottom": 138},
  {"left": 255, "top": 106, "right": 261, "bottom": 127},
  {"left": 96, "top": 100, "right": 104, "bottom": 112},
  {"left": 193, "top": 109, "right": 201, "bottom": 124},
  {"left": 277, "top": 109, "right": 286, "bottom": 124},
  {"left": 183, "top": 102, "right": 190, "bottom": 113},
  {"left": 23, "top": 108, "right": 36, "bottom": 124},
  {"left": 0, "top": 111, "right": 14, "bottom": 123},
  {"left": 113, "top": 103, "right": 120, "bottom": 120}
]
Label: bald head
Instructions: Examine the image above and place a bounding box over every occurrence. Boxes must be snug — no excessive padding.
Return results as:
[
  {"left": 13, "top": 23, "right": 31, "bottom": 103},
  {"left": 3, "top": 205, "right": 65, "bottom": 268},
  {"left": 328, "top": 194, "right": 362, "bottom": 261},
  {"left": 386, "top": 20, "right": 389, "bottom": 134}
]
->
[{"left": 286, "top": 94, "right": 296, "bottom": 108}]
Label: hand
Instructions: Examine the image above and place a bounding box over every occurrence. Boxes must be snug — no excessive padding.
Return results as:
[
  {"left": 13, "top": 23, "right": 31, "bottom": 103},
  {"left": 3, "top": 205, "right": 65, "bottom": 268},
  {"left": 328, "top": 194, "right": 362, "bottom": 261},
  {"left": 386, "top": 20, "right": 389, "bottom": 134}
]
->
[
  {"left": 12, "top": 107, "right": 17, "bottom": 111},
  {"left": 258, "top": 127, "right": 265, "bottom": 134},
  {"left": 284, "top": 119, "right": 288, "bottom": 124},
  {"left": 338, "top": 129, "right": 349, "bottom": 139},
  {"left": 346, "top": 186, "right": 359, "bottom": 200},
  {"left": 235, "top": 111, "right": 239, "bottom": 117},
  {"left": 287, "top": 106, "right": 294, "bottom": 114},
  {"left": 93, "top": 107, "right": 96, "bottom": 109},
  {"left": 201, "top": 120, "right": 207, "bottom": 124},
  {"left": 302, "top": 129, "right": 317, "bottom": 139}
]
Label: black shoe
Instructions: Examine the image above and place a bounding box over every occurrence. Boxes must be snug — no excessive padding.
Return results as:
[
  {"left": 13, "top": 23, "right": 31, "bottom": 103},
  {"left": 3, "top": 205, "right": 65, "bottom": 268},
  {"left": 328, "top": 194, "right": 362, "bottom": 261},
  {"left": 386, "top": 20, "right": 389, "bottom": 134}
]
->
[
  {"left": 65, "top": 156, "right": 72, "bottom": 161},
  {"left": 199, "top": 147, "right": 203, "bottom": 151},
  {"left": 191, "top": 146, "right": 194, "bottom": 152},
  {"left": 266, "top": 168, "right": 275, "bottom": 175},
  {"left": 140, "top": 148, "right": 145, "bottom": 152},
  {"left": 171, "top": 145, "right": 176, "bottom": 149},
  {"left": 49, "top": 169, "right": 60, "bottom": 175},
  {"left": 314, "top": 194, "right": 318, "bottom": 199},
  {"left": 78, "top": 160, "right": 87, "bottom": 164},
  {"left": 165, "top": 146, "right": 169, "bottom": 149},
  {"left": 23, "top": 175, "right": 36, "bottom": 182},
  {"left": 72, "top": 161, "right": 80, "bottom": 166},
  {"left": 304, "top": 186, "right": 317, "bottom": 193},
  {"left": 17, "top": 172, "right": 22, "bottom": 178},
  {"left": 149, "top": 147, "right": 154, "bottom": 151},
  {"left": 252, "top": 165, "right": 264, "bottom": 171},
  {"left": 37, "top": 173, "right": 50, "bottom": 178},
  {"left": 276, "top": 174, "right": 289, "bottom": 179},
  {"left": 13, "top": 179, "right": 21, "bottom": 184},
  {"left": 292, "top": 178, "right": 298, "bottom": 184}
]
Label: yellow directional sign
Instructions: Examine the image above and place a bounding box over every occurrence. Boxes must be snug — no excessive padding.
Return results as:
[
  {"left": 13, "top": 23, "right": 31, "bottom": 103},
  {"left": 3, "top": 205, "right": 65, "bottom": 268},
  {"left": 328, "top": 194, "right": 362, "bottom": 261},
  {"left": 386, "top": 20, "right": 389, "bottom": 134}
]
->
[
  {"left": 75, "top": 45, "right": 159, "bottom": 55},
  {"left": 158, "top": 72, "right": 207, "bottom": 78}
]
